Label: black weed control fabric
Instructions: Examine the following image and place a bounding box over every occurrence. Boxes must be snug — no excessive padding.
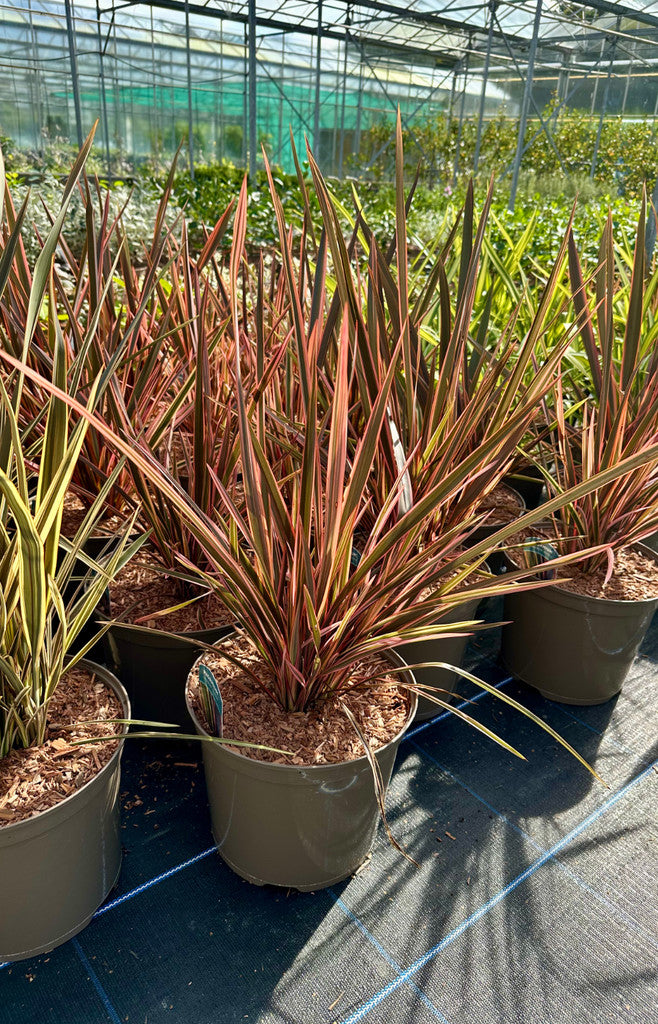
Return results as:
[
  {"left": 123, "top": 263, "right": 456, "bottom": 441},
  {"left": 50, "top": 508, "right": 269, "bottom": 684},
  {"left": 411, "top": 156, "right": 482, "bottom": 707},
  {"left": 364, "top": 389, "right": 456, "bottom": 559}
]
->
[{"left": 2, "top": 599, "right": 657, "bottom": 1024}]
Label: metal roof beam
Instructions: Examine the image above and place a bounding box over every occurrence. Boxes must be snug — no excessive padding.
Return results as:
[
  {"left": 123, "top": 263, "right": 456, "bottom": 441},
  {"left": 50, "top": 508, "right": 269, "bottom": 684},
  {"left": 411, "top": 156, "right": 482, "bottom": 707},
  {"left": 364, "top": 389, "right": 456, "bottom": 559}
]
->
[
  {"left": 332, "top": 0, "right": 523, "bottom": 47},
  {"left": 3, "top": 1, "right": 465, "bottom": 71},
  {"left": 554, "top": 0, "right": 658, "bottom": 31},
  {"left": 113, "top": 0, "right": 467, "bottom": 67},
  {"left": 124, "top": 0, "right": 539, "bottom": 54},
  {"left": 545, "top": 26, "right": 658, "bottom": 46}
]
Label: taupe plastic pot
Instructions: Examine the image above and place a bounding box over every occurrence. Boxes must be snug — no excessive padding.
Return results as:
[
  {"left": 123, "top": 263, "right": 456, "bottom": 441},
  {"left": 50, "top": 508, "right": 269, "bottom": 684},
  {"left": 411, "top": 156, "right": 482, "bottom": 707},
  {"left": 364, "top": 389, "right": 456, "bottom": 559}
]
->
[
  {"left": 0, "top": 662, "right": 129, "bottom": 961},
  {"left": 186, "top": 649, "right": 417, "bottom": 891},
  {"left": 501, "top": 545, "right": 658, "bottom": 705},
  {"left": 503, "top": 465, "right": 545, "bottom": 510},
  {"left": 105, "top": 618, "right": 233, "bottom": 729},
  {"left": 396, "top": 595, "right": 482, "bottom": 721},
  {"left": 642, "top": 531, "right": 658, "bottom": 554}
]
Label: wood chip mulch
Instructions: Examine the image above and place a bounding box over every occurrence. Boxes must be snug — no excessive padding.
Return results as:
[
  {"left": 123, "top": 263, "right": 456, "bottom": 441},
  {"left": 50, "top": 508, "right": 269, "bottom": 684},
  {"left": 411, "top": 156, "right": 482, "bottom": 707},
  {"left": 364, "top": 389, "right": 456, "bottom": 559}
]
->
[
  {"left": 108, "top": 561, "right": 235, "bottom": 633},
  {"left": 562, "top": 546, "right": 658, "bottom": 601},
  {"left": 0, "top": 668, "right": 123, "bottom": 827},
  {"left": 61, "top": 491, "right": 129, "bottom": 540},
  {"left": 188, "top": 636, "right": 412, "bottom": 767},
  {"left": 478, "top": 482, "right": 524, "bottom": 525},
  {"left": 507, "top": 529, "right": 658, "bottom": 601}
]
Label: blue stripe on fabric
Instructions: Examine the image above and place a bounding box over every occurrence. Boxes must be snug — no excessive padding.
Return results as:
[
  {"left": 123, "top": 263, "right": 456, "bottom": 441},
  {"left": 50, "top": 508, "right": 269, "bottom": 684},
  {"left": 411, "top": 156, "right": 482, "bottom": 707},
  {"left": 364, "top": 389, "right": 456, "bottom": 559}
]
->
[
  {"left": 73, "top": 937, "right": 122, "bottom": 1024},
  {"left": 93, "top": 845, "right": 217, "bottom": 918},
  {"left": 328, "top": 890, "right": 450, "bottom": 1024},
  {"left": 403, "top": 676, "right": 513, "bottom": 743},
  {"left": 0, "top": 677, "right": 511, "bottom": 980},
  {"left": 411, "top": 741, "right": 658, "bottom": 951},
  {"left": 337, "top": 760, "right": 657, "bottom": 1024}
]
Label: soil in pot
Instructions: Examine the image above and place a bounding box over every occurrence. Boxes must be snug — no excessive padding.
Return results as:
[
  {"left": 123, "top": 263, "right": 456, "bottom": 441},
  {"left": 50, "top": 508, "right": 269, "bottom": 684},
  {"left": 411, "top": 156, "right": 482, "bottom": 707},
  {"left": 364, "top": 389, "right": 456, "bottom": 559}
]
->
[
  {"left": 0, "top": 663, "right": 128, "bottom": 959},
  {"left": 502, "top": 543, "right": 658, "bottom": 705},
  {"left": 186, "top": 636, "right": 416, "bottom": 890},
  {"left": 105, "top": 561, "right": 235, "bottom": 727},
  {"left": 466, "top": 483, "right": 525, "bottom": 572},
  {"left": 478, "top": 482, "right": 525, "bottom": 527}
]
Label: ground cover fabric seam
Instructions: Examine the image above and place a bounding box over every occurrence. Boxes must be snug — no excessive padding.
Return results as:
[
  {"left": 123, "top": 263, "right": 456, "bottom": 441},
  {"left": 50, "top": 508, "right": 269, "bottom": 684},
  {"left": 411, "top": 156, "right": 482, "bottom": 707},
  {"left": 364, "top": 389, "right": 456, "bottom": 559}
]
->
[
  {"left": 93, "top": 845, "right": 218, "bottom": 919},
  {"left": 327, "top": 890, "right": 451, "bottom": 1024},
  {"left": 335, "top": 758, "right": 658, "bottom": 1024},
  {"left": 410, "top": 740, "right": 658, "bottom": 951},
  {"left": 72, "top": 937, "right": 123, "bottom": 1024}
]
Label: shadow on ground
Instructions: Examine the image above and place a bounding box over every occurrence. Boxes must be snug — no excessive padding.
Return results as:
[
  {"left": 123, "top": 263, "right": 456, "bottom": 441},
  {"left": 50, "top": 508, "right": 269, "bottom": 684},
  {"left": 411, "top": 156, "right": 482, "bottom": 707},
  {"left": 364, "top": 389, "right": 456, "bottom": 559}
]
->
[{"left": 2, "top": 610, "right": 657, "bottom": 1024}]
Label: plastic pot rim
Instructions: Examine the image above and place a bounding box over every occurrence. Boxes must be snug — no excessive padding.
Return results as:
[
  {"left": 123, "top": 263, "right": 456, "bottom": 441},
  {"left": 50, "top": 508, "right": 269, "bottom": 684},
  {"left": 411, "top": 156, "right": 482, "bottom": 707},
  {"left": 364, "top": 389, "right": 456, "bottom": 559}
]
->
[
  {"left": 98, "top": 610, "right": 236, "bottom": 649},
  {"left": 506, "top": 541, "right": 658, "bottom": 614},
  {"left": 0, "top": 660, "right": 130, "bottom": 845},
  {"left": 185, "top": 638, "right": 418, "bottom": 783}
]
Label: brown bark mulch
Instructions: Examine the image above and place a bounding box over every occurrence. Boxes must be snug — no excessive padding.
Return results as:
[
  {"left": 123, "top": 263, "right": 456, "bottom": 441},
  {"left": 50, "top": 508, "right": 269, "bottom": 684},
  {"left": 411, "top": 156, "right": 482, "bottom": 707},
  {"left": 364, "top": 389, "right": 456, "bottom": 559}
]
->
[
  {"left": 562, "top": 546, "right": 658, "bottom": 601},
  {"left": 479, "top": 482, "right": 524, "bottom": 525},
  {"left": 188, "top": 636, "right": 412, "bottom": 767},
  {"left": 0, "top": 668, "right": 122, "bottom": 827},
  {"left": 507, "top": 529, "right": 658, "bottom": 601},
  {"left": 107, "top": 561, "right": 234, "bottom": 633}
]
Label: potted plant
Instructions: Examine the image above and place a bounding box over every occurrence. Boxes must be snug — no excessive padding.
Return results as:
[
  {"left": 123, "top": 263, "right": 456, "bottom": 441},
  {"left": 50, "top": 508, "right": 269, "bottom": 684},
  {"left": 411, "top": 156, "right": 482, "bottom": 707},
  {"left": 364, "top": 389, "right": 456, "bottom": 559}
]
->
[
  {"left": 0, "top": 141, "right": 189, "bottom": 669},
  {"left": 502, "top": 206, "right": 658, "bottom": 703},
  {"left": 178, "top": 295, "right": 588, "bottom": 889},
  {"left": 98, "top": 215, "right": 240, "bottom": 727},
  {"left": 4, "top": 158, "right": 238, "bottom": 726},
  {"left": 306, "top": 134, "right": 573, "bottom": 715},
  {"left": 9, "top": 151, "right": 653, "bottom": 894},
  {"left": 38, "top": 171, "right": 620, "bottom": 889},
  {"left": 0, "top": 293, "right": 143, "bottom": 958},
  {"left": 0, "top": 135, "right": 150, "bottom": 957}
]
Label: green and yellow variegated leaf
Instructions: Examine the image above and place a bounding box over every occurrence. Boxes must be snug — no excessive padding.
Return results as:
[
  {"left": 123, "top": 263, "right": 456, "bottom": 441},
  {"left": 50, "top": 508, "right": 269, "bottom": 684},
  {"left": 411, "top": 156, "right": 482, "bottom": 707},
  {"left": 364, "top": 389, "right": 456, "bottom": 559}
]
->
[
  {"left": 20, "top": 125, "right": 97, "bottom": 390},
  {"left": 0, "top": 470, "right": 46, "bottom": 665}
]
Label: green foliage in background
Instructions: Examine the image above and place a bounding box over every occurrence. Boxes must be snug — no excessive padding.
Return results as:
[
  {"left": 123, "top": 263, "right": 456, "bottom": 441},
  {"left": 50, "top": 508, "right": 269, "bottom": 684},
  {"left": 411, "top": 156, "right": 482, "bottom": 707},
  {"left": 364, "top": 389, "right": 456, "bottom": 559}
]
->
[
  {"left": 167, "top": 160, "right": 639, "bottom": 294},
  {"left": 2, "top": 109, "right": 648, "bottom": 300},
  {"left": 357, "top": 105, "right": 658, "bottom": 199}
]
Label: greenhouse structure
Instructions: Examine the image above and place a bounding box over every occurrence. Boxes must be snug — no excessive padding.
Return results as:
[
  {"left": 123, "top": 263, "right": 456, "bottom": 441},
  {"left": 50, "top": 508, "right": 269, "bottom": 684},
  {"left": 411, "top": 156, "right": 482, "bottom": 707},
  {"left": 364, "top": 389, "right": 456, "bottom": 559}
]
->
[
  {"left": 1, "top": 3, "right": 658, "bottom": 1024},
  {"left": 4, "top": 0, "right": 658, "bottom": 194}
]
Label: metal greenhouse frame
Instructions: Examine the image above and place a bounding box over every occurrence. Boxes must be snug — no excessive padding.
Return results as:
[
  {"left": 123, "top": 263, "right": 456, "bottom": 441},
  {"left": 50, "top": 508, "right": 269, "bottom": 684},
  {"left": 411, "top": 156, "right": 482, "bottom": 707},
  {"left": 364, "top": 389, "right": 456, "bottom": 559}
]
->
[{"left": 2, "top": 0, "right": 658, "bottom": 204}]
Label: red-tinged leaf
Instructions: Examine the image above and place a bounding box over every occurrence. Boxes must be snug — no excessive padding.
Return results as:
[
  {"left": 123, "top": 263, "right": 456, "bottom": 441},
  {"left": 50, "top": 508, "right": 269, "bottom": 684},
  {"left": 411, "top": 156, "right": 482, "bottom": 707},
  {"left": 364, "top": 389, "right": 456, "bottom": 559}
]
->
[
  {"left": 568, "top": 228, "right": 602, "bottom": 397},
  {"left": 197, "top": 200, "right": 235, "bottom": 271}
]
